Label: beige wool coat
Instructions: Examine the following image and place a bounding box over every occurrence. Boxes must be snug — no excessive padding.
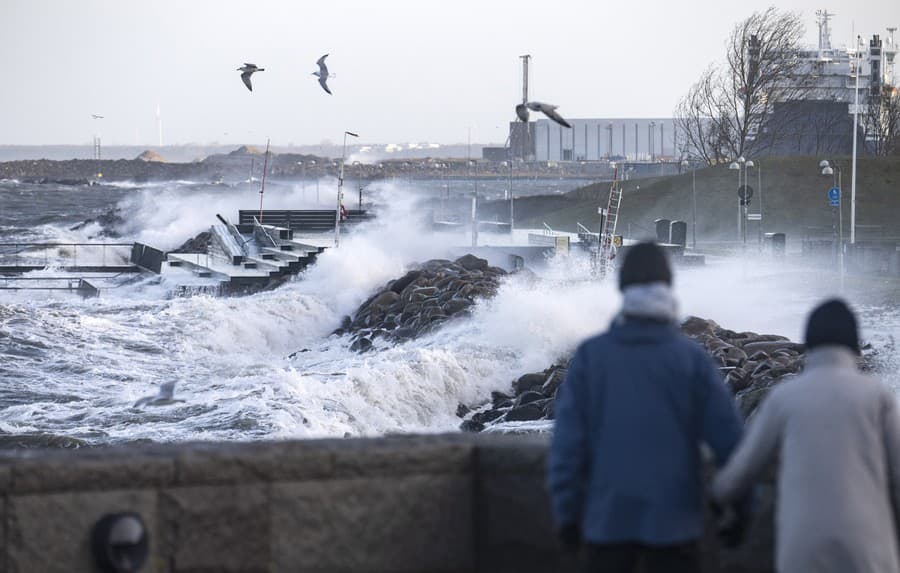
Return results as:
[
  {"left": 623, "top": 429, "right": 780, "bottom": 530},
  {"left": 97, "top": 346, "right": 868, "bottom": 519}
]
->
[{"left": 712, "top": 345, "right": 900, "bottom": 573}]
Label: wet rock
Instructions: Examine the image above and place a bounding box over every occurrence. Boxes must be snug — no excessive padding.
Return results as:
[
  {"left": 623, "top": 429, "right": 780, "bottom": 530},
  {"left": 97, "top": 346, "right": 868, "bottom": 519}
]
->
[
  {"left": 389, "top": 270, "right": 422, "bottom": 294},
  {"left": 541, "top": 368, "right": 567, "bottom": 396},
  {"left": 337, "top": 254, "right": 505, "bottom": 346},
  {"left": 349, "top": 337, "right": 373, "bottom": 353},
  {"left": 514, "top": 391, "right": 545, "bottom": 407},
  {"left": 369, "top": 291, "right": 400, "bottom": 309},
  {"left": 743, "top": 340, "right": 806, "bottom": 356},
  {"left": 504, "top": 403, "right": 544, "bottom": 422},
  {"left": 171, "top": 231, "right": 211, "bottom": 254},
  {"left": 513, "top": 373, "right": 545, "bottom": 395},
  {"left": 462, "top": 317, "right": 810, "bottom": 433},
  {"left": 491, "top": 391, "right": 513, "bottom": 409},
  {"left": 682, "top": 316, "right": 719, "bottom": 337},
  {"left": 454, "top": 254, "right": 489, "bottom": 272}
]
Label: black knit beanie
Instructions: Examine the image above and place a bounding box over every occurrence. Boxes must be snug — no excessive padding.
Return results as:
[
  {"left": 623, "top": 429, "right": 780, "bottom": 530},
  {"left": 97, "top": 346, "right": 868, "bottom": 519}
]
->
[
  {"left": 805, "top": 299, "right": 860, "bottom": 354},
  {"left": 619, "top": 242, "right": 672, "bottom": 291}
]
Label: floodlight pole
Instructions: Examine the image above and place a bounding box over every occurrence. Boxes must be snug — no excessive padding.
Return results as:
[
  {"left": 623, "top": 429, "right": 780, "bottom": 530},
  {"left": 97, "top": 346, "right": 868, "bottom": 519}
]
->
[{"left": 335, "top": 131, "right": 359, "bottom": 247}]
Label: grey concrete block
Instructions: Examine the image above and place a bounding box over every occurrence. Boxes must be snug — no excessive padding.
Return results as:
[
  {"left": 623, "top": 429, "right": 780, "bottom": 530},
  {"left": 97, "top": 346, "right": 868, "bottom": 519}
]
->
[
  {"left": 10, "top": 453, "right": 174, "bottom": 494},
  {"left": 476, "top": 471, "right": 577, "bottom": 572},
  {"left": 331, "top": 435, "right": 474, "bottom": 478},
  {"left": 174, "top": 441, "right": 334, "bottom": 486},
  {"left": 475, "top": 433, "right": 550, "bottom": 474},
  {"left": 160, "top": 485, "right": 269, "bottom": 572},
  {"left": 271, "top": 474, "right": 474, "bottom": 572},
  {"left": 1, "top": 495, "right": 7, "bottom": 573},
  {"left": 7, "top": 489, "right": 158, "bottom": 573},
  {"left": 0, "top": 464, "right": 11, "bottom": 495}
]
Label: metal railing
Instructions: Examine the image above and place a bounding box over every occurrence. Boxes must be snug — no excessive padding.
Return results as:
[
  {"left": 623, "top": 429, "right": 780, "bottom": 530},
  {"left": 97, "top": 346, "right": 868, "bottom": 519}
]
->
[
  {"left": 0, "top": 276, "right": 100, "bottom": 297},
  {"left": 0, "top": 243, "right": 134, "bottom": 269}
]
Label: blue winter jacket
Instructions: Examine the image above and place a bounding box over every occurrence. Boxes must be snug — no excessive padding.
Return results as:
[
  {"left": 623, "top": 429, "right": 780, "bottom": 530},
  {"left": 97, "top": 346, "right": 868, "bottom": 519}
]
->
[{"left": 547, "top": 318, "right": 743, "bottom": 545}]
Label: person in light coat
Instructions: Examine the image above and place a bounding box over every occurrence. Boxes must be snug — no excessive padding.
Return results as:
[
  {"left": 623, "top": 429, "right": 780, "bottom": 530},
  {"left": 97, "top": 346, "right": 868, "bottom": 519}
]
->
[{"left": 712, "top": 299, "right": 900, "bottom": 573}]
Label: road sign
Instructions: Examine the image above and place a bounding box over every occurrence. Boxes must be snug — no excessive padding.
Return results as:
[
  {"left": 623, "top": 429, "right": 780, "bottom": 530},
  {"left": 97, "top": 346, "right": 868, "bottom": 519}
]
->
[
  {"left": 747, "top": 213, "right": 762, "bottom": 221},
  {"left": 738, "top": 185, "right": 754, "bottom": 200},
  {"left": 828, "top": 187, "right": 841, "bottom": 201}
]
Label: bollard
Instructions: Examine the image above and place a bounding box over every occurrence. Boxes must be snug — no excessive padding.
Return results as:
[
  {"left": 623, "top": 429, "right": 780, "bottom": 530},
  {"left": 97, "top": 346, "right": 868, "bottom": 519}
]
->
[{"left": 92, "top": 513, "right": 149, "bottom": 573}]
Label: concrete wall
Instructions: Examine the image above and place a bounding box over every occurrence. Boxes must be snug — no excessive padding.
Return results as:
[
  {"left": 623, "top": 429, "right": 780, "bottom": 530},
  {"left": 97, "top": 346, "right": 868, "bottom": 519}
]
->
[{"left": 0, "top": 434, "right": 773, "bottom": 573}]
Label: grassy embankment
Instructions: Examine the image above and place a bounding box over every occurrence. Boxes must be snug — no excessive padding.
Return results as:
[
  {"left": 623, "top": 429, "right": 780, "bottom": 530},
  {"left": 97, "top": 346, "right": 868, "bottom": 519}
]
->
[{"left": 480, "top": 157, "right": 900, "bottom": 243}]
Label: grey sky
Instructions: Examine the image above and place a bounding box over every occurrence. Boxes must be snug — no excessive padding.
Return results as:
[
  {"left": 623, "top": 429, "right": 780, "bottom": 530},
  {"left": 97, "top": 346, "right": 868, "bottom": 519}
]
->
[{"left": 2, "top": 0, "right": 897, "bottom": 147}]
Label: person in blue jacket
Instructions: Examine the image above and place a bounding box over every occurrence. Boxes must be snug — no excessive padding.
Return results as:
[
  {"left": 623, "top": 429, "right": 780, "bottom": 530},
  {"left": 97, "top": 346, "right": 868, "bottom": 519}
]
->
[{"left": 547, "top": 242, "right": 744, "bottom": 572}]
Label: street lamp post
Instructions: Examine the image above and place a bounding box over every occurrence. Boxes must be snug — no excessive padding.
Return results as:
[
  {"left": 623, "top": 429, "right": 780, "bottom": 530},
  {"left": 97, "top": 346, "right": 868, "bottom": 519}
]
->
[
  {"left": 729, "top": 157, "right": 754, "bottom": 247},
  {"left": 297, "top": 161, "right": 306, "bottom": 203},
  {"left": 335, "top": 131, "right": 359, "bottom": 247},
  {"left": 820, "top": 159, "right": 845, "bottom": 287},
  {"left": 681, "top": 158, "right": 698, "bottom": 249},
  {"left": 850, "top": 35, "right": 861, "bottom": 244}
]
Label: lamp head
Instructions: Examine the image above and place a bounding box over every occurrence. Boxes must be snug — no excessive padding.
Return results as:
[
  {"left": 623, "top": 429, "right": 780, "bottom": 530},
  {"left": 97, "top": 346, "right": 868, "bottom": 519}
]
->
[
  {"left": 819, "top": 159, "right": 830, "bottom": 168},
  {"left": 745, "top": 160, "right": 755, "bottom": 168},
  {"left": 822, "top": 166, "right": 834, "bottom": 176},
  {"left": 729, "top": 162, "right": 740, "bottom": 170}
]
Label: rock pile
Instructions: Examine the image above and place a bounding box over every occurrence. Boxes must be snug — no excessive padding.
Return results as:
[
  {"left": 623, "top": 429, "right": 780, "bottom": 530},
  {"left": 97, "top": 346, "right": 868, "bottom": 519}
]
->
[
  {"left": 680, "top": 317, "right": 808, "bottom": 417},
  {"left": 171, "top": 231, "right": 211, "bottom": 254},
  {"left": 69, "top": 208, "right": 125, "bottom": 238},
  {"left": 460, "top": 316, "right": 818, "bottom": 432},
  {"left": 460, "top": 364, "right": 568, "bottom": 432},
  {"left": 334, "top": 254, "right": 508, "bottom": 352}
]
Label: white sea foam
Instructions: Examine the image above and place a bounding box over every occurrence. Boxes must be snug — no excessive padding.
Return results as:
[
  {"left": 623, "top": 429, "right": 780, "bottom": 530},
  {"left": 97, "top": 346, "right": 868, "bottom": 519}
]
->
[{"left": 1, "top": 179, "right": 898, "bottom": 444}]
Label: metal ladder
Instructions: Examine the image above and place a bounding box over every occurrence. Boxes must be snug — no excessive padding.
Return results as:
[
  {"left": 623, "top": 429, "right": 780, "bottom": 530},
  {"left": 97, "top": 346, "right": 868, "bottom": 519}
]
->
[{"left": 598, "top": 166, "right": 622, "bottom": 279}]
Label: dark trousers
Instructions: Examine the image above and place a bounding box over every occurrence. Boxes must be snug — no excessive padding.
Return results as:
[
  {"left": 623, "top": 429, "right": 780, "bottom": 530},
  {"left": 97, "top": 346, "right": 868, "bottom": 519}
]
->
[{"left": 584, "top": 541, "right": 701, "bottom": 573}]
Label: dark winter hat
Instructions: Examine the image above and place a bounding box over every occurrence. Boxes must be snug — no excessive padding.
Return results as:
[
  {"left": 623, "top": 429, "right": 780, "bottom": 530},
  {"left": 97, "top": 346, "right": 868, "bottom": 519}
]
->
[
  {"left": 804, "top": 298, "right": 860, "bottom": 354},
  {"left": 619, "top": 242, "right": 672, "bottom": 290}
]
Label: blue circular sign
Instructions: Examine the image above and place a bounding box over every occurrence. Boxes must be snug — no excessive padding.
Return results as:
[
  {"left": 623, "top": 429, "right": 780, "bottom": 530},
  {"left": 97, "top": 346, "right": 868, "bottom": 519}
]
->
[{"left": 828, "top": 187, "right": 841, "bottom": 201}]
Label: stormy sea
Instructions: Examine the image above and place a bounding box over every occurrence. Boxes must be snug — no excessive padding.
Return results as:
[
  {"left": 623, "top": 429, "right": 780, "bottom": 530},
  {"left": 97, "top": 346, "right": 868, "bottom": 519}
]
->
[{"left": 1, "top": 176, "right": 898, "bottom": 447}]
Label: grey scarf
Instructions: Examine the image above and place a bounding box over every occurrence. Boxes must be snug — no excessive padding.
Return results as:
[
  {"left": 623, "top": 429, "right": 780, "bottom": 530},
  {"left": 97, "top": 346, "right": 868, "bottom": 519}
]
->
[{"left": 620, "top": 282, "right": 679, "bottom": 323}]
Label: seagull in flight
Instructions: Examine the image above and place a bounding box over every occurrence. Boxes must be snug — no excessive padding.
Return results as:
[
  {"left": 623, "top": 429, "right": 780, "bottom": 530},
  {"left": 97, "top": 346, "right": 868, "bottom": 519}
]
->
[
  {"left": 91, "top": 114, "right": 104, "bottom": 119},
  {"left": 313, "top": 54, "right": 333, "bottom": 95},
  {"left": 515, "top": 101, "right": 572, "bottom": 128},
  {"left": 237, "top": 63, "right": 265, "bottom": 92},
  {"left": 133, "top": 381, "right": 184, "bottom": 408}
]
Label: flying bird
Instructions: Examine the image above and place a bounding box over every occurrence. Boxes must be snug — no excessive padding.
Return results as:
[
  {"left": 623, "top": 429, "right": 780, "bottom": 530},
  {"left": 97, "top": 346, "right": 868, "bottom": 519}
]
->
[
  {"left": 313, "top": 54, "right": 333, "bottom": 95},
  {"left": 237, "top": 63, "right": 265, "bottom": 92},
  {"left": 515, "top": 101, "right": 572, "bottom": 128},
  {"left": 91, "top": 114, "right": 104, "bottom": 119},
  {"left": 133, "top": 381, "right": 184, "bottom": 408}
]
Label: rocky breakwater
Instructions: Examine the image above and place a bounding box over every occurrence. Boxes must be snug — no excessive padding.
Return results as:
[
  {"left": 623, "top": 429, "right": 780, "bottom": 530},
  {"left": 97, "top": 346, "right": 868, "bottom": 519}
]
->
[
  {"left": 332, "top": 254, "right": 508, "bottom": 352},
  {"left": 460, "top": 317, "right": 820, "bottom": 433}
]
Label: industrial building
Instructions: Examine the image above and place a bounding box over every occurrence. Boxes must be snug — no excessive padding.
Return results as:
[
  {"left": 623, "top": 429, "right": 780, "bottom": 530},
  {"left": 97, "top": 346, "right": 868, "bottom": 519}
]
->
[
  {"left": 755, "top": 10, "right": 898, "bottom": 155},
  {"left": 511, "top": 118, "right": 678, "bottom": 162},
  {"left": 496, "top": 12, "right": 898, "bottom": 163}
]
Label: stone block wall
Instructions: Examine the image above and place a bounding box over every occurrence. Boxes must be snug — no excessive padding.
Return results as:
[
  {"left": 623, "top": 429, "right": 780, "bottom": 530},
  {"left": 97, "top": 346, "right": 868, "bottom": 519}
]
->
[{"left": 0, "top": 434, "right": 773, "bottom": 572}]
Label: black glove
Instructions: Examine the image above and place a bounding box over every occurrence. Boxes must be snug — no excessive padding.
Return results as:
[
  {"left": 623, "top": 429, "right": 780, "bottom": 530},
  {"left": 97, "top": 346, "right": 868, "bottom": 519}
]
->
[
  {"left": 557, "top": 523, "right": 581, "bottom": 551},
  {"left": 716, "top": 493, "right": 753, "bottom": 549}
]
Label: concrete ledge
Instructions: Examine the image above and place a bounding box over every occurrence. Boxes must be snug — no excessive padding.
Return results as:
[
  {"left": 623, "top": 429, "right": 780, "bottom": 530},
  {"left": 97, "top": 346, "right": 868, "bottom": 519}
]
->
[{"left": 0, "top": 434, "right": 773, "bottom": 572}]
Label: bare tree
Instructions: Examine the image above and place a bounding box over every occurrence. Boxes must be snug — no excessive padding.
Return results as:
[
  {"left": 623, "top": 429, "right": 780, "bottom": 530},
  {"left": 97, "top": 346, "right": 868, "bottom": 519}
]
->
[
  {"left": 675, "top": 67, "right": 732, "bottom": 165},
  {"left": 864, "top": 86, "right": 900, "bottom": 156},
  {"left": 675, "top": 8, "right": 809, "bottom": 163}
]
